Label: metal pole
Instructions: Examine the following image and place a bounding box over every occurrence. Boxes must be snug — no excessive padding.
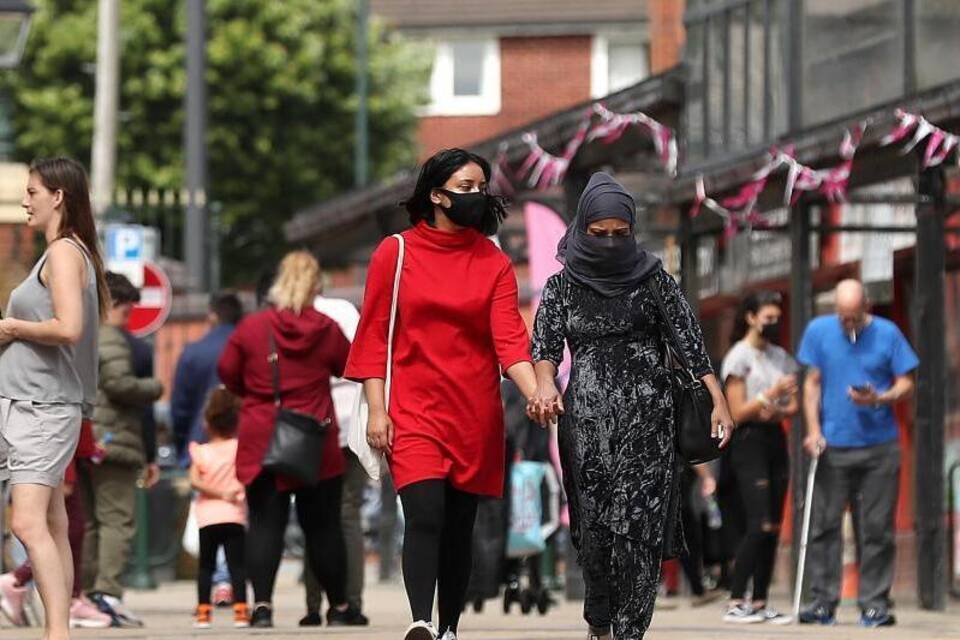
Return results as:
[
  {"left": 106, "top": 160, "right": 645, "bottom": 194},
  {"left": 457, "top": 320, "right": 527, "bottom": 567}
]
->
[
  {"left": 354, "top": 0, "right": 369, "bottom": 188},
  {"left": 184, "top": 0, "right": 208, "bottom": 290},
  {"left": 91, "top": 0, "right": 119, "bottom": 216},
  {"left": 914, "top": 161, "right": 947, "bottom": 610},
  {"left": 789, "top": 201, "right": 813, "bottom": 602}
]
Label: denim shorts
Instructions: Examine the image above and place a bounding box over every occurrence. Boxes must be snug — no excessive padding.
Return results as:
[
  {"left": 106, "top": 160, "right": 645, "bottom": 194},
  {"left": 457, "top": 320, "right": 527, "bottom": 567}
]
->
[{"left": 0, "top": 397, "right": 81, "bottom": 487}]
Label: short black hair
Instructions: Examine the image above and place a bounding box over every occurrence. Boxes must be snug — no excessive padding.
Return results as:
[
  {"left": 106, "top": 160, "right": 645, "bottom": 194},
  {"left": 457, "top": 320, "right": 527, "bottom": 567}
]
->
[
  {"left": 105, "top": 271, "right": 140, "bottom": 306},
  {"left": 402, "top": 148, "right": 508, "bottom": 236},
  {"left": 255, "top": 266, "right": 276, "bottom": 309},
  {"left": 210, "top": 292, "right": 243, "bottom": 325},
  {"left": 731, "top": 289, "right": 783, "bottom": 344}
]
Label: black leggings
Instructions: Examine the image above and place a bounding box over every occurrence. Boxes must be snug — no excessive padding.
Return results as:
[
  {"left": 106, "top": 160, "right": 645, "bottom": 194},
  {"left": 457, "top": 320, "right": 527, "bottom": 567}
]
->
[
  {"left": 245, "top": 472, "right": 346, "bottom": 606},
  {"left": 198, "top": 523, "right": 246, "bottom": 605},
  {"left": 679, "top": 468, "right": 706, "bottom": 597},
  {"left": 728, "top": 423, "right": 789, "bottom": 602},
  {"left": 399, "top": 480, "right": 479, "bottom": 635}
]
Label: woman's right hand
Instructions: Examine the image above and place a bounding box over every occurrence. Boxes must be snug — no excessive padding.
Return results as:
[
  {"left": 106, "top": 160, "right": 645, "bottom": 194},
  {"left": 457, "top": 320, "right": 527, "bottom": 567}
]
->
[
  {"left": 769, "top": 374, "right": 798, "bottom": 401},
  {"left": 366, "top": 408, "right": 394, "bottom": 455},
  {"left": 528, "top": 380, "right": 564, "bottom": 426}
]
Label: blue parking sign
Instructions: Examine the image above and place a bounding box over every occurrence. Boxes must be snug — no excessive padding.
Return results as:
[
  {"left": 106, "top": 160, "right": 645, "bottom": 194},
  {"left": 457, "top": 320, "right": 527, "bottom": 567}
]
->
[{"left": 106, "top": 225, "right": 144, "bottom": 261}]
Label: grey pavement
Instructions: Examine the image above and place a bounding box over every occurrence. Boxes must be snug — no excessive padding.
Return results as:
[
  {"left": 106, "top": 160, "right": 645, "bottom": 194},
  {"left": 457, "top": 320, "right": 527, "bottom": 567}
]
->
[{"left": 1, "top": 564, "right": 958, "bottom": 639}]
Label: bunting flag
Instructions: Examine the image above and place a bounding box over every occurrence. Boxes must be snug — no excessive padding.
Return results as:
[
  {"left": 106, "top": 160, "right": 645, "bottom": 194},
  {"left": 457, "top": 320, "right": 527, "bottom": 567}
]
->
[
  {"left": 881, "top": 109, "right": 959, "bottom": 168},
  {"left": 489, "top": 143, "right": 515, "bottom": 197},
  {"left": 691, "top": 123, "right": 868, "bottom": 236},
  {"left": 516, "top": 112, "right": 592, "bottom": 190},
  {"left": 589, "top": 103, "right": 678, "bottom": 175}
]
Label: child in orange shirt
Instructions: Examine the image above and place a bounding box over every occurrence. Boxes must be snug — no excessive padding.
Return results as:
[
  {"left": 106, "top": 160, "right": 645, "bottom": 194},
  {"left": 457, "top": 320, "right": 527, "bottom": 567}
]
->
[{"left": 189, "top": 387, "right": 248, "bottom": 628}]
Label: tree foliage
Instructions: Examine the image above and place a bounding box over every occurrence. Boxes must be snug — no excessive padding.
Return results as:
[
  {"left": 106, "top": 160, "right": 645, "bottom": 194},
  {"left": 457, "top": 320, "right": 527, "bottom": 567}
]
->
[{"left": 2, "top": 0, "right": 429, "bottom": 283}]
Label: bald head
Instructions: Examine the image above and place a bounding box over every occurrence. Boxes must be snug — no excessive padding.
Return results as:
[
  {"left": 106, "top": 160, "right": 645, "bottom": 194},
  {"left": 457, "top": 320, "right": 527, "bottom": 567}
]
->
[{"left": 835, "top": 279, "right": 869, "bottom": 335}]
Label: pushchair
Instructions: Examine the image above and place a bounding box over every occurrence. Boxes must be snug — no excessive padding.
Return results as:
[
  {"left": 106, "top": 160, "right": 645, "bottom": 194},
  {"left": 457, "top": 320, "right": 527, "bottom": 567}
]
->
[{"left": 502, "top": 459, "right": 561, "bottom": 615}]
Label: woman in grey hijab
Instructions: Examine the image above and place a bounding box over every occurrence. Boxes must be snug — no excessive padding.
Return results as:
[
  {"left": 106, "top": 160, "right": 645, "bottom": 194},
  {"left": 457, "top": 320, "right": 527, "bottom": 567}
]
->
[{"left": 530, "top": 172, "right": 733, "bottom": 639}]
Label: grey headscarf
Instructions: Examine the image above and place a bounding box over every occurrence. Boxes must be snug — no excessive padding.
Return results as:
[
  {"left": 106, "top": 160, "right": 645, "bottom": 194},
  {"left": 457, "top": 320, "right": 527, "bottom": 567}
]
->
[{"left": 557, "top": 172, "right": 661, "bottom": 297}]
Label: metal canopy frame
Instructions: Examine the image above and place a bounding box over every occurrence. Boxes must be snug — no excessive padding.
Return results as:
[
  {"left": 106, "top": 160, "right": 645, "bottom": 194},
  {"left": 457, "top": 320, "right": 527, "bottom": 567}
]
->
[{"left": 674, "top": 146, "right": 953, "bottom": 610}]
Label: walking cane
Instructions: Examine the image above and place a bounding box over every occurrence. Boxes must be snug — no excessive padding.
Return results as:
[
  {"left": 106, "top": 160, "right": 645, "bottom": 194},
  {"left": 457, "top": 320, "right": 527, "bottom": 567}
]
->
[{"left": 792, "top": 453, "right": 820, "bottom": 621}]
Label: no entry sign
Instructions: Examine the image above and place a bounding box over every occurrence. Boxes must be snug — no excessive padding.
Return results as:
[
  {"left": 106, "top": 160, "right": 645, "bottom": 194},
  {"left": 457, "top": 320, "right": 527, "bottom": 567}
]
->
[{"left": 127, "top": 262, "right": 172, "bottom": 338}]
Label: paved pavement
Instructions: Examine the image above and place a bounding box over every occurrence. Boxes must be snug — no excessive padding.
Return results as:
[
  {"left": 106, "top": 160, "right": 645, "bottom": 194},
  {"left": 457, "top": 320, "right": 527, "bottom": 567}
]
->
[{"left": 2, "top": 566, "right": 958, "bottom": 639}]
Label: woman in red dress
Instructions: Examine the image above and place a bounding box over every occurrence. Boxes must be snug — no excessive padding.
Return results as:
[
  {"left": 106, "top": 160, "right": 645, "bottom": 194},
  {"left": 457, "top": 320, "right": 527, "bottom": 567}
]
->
[
  {"left": 218, "top": 251, "right": 364, "bottom": 629},
  {"left": 346, "top": 149, "right": 541, "bottom": 640}
]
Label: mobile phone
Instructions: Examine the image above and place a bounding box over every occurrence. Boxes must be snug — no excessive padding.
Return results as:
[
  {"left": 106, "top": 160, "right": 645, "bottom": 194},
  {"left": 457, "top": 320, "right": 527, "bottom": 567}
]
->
[{"left": 851, "top": 384, "right": 872, "bottom": 393}]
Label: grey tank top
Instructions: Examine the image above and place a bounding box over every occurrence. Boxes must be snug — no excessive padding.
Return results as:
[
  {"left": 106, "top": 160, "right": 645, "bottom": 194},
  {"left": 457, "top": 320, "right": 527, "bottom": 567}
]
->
[{"left": 0, "top": 238, "right": 100, "bottom": 418}]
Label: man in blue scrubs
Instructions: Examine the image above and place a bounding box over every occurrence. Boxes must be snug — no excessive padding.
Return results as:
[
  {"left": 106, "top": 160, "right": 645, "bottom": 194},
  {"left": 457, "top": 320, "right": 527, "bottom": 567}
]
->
[{"left": 797, "top": 280, "right": 917, "bottom": 628}]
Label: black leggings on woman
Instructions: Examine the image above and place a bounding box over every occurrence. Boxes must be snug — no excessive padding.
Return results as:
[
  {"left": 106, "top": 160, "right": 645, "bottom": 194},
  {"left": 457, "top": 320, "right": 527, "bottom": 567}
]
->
[
  {"left": 245, "top": 472, "right": 347, "bottom": 606},
  {"left": 399, "top": 479, "right": 479, "bottom": 635},
  {"left": 198, "top": 523, "right": 246, "bottom": 605},
  {"left": 728, "top": 422, "right": 789, "bottom": 603}
]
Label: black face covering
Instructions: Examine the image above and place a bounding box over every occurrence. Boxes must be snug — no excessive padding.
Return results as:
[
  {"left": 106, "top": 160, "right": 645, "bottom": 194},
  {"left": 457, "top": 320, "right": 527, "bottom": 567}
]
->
[
  {"left": 557, "top": 172, "right": 661, "bottom": 297},
  {"left": 760, "top": 320, "right": 782, "bottom": 344},
  {"left": 437, "top": 189, "right": 487, "bottom": 230}
]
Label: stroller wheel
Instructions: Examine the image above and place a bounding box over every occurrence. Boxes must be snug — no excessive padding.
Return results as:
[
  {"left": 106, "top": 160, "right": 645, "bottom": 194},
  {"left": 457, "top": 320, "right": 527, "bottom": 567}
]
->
[
  {"left": 473, "top": 598, "right": 484, "bottom": 613},
  {"left": 520, "top": 589, "right": 535, "bottom": 614},
  {"left": 536, "top": 590, "right": 552, "bottom": 615},
  {"left": 503, "top": 583, "right": 520, "bottom": 614}
]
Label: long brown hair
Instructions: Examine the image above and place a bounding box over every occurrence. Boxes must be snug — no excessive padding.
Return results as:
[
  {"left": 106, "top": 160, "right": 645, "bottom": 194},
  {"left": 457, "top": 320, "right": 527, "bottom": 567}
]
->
[{"left": 29, "top": 158, "right": 110, "bottom": 318}]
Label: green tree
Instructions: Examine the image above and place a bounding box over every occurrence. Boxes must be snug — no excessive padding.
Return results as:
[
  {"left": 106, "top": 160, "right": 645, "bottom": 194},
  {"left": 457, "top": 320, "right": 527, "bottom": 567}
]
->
[{"left": 2, "top": 0, "right": 429, "bottom": 283}]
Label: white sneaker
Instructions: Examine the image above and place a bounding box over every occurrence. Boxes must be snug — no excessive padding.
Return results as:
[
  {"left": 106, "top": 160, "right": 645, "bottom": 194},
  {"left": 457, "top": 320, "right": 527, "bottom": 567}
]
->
[
  {"left": 757, "top": 607, "right": 793, "bottom": 625},
  {"left": 439, "top": 632, "right": 458, "bottom": 640},
  {"left": 723, "top": 603, "right": 765, "bottom": 624},
  {"left": 404, "top": 620, "right": 438, "bottom": 640}
]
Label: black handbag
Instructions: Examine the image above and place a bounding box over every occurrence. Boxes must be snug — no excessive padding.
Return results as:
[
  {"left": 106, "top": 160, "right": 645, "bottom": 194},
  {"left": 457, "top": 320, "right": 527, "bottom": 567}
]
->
[
  {"left": 261, "top": 332, "right": 330, "bottom": 485},
  {"left": 647, "top": 276, "right": 722, "bottom": 465}
]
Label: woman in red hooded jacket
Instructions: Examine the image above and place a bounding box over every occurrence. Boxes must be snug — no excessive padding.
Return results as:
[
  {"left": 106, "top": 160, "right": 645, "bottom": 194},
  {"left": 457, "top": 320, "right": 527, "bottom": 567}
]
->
[{"left": 218, "top": 251, "right": 364, "bottom": 629}]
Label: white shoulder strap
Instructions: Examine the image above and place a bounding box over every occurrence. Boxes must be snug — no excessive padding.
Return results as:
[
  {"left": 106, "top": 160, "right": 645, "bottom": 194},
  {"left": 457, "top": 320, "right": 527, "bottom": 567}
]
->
[{"left": 385, "top": 234, "right": 404, "bottom": 409}]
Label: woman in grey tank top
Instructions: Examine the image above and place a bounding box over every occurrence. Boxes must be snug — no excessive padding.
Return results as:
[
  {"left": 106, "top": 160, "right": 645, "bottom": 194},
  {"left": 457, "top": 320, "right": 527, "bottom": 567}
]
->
[{"left": 0, "top": 158, "right": 108, "bottom": 640}]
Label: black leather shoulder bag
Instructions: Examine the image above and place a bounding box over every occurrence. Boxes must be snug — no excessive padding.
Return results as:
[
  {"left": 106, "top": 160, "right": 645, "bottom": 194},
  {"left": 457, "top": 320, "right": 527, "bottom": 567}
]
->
[
  {"left": 646, "top": 276, "right": 722, "bottom": 465},
  {"left": 261, "top": 332, "right": 331, "bottom": 485}
]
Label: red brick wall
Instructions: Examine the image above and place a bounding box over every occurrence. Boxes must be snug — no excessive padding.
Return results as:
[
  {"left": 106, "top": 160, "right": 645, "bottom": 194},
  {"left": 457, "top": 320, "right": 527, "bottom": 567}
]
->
[
  {"left": 648, "top": 0, "right": 686, "bottom": 73},
  {"left": 417, "top": 35, "right": 593, "bottom": 158},
  {"left": 0, "top": 224, "right": 36, "bottom": 309}
]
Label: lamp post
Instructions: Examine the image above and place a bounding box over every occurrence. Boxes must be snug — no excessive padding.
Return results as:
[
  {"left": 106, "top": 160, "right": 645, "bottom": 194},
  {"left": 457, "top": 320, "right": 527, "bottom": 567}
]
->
[{"left": 0, "top": 0, "right": 34, "bottom": 162}]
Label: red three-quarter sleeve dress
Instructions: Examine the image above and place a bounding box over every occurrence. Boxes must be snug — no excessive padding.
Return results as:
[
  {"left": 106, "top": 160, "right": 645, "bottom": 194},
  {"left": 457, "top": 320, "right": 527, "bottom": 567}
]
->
[{"left": 345, "top": 221, "right": 531, "bottom": 497}]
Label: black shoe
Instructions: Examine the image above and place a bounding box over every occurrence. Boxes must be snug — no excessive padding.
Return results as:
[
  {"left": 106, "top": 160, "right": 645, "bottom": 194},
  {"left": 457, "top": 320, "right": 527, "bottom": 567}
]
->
[
  {"left": 798, "top": 603, "right": 836, "bottom": 625},
  {"left": 861, "top": 608, "right": 896, "bottom": 627},
  {"left": 250, "top": 604, "right": 273, "bottom": 628},
  {"left": 327, "top": 604, "right": 369, "bottom": 626},
  {"left": 299, "top": 611, "right": 323, "bottom": 627}
]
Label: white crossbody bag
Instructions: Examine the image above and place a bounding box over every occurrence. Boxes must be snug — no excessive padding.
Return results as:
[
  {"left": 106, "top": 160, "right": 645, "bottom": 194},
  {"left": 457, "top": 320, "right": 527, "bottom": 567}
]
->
[{"left": 349, "top": 234, "right": 404, "bottom": 481}]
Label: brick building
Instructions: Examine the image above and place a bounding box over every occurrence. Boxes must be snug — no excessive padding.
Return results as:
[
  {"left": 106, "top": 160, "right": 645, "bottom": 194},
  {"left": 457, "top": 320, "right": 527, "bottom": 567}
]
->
[
  {"left": 371, "top": 0, "right": 685, "bottom": 157},
  {"left": 0, "top": 163, "right": 32, "bottom": 309}
]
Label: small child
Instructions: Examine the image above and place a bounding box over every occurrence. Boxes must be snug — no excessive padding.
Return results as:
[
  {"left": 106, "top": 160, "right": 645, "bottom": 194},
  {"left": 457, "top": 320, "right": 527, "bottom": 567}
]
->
[{"left": 189, "top": 386, "right": 248, "bottom": 628}]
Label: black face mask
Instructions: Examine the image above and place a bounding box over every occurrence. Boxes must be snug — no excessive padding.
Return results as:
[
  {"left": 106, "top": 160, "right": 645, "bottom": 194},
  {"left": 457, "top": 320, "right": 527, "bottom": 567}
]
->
[
  {"left": 437, "top": 189, "right": 488, "bottom": 230},
  {"left": 760, "top": 320, "right": 782, "bottom": 344},
  {"left": 570, "top": 233, "right": 639, "bottom": 279}
]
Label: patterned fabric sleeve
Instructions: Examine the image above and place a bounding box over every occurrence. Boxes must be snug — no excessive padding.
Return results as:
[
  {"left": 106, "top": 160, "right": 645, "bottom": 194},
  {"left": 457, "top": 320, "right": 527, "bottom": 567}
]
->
[
  {"left": 531, "top": 274, "right": 566, "bottom": 367},
  {"left": 655, "top": 268, "right": 713, "bottom": 378}
]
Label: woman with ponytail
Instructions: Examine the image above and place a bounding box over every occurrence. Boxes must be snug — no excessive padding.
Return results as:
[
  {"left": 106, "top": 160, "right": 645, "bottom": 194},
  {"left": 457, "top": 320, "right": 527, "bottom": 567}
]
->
[{"left": 0, "top": 158, "right": 108, "bottom": 639}]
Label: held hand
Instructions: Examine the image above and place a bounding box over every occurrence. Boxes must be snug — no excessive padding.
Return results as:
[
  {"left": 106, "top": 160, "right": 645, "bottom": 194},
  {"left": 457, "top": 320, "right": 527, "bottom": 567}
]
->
[
  {"left": 848, "top": 385, "right": 880, "bottom": 406},
  {"left": 366, "top": 409, "right": 395, "bottom": 455},
  {"left": 804, "top": 431, "right": 826, "bottom": 458},
  {"left": 142, "top": 463, "right": 161, "bottom": 489},
  {"left": 223, "top": 488, "right": 245, "bottom": 504},
  {"left": 528, "top": 382, "right": 564, "bottom": 427},
  {"left": 711, "top": 400, "right": 735, "bottom": 449}
]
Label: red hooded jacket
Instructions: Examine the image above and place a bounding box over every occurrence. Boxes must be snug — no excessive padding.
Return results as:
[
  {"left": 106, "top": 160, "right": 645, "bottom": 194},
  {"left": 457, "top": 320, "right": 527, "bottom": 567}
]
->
[{"left": 218, "top": 306, "right": 349, "bottom": 490}]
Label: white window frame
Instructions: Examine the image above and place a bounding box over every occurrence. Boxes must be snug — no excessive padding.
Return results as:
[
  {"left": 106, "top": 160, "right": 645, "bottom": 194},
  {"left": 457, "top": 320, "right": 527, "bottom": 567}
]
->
[
  {"left": 424, "top": 37, "right": 501, "bottom": 117},
  {"left": 591, "top": 30, "right": 649, "bottom": 99}
]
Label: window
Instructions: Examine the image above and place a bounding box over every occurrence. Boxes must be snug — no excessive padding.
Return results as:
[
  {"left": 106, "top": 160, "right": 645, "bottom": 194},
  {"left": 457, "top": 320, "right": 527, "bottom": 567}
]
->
[
  {"left": 592, "top": 33, "right": 650, "bottom": 98},
  {"left": 426, "top": 38, "right": 501, "bottom": 116}
]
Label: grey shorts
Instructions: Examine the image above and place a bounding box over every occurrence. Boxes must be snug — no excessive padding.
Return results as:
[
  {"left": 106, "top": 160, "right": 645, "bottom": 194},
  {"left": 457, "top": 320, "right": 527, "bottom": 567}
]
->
[{"left": 0, "top": 397, "right": 81, "bottom": 487}]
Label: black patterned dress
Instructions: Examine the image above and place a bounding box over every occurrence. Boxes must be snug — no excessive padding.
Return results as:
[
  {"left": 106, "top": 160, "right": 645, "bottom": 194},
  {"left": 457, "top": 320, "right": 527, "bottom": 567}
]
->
[{"left": 532, "top": 268, "right": 712, "bottom": 639}]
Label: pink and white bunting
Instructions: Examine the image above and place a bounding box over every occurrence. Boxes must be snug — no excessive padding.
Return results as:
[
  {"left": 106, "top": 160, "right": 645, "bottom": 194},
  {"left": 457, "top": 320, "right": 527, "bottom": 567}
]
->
[
  {"left": 589, "top": 103, "right": 678, "bottom": 176},
  {"left": 516, "top": 113, "right": 592, "bottom": 190},
  {"left": 881, "top": 109, "right": 959, "bottom": 169}
]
